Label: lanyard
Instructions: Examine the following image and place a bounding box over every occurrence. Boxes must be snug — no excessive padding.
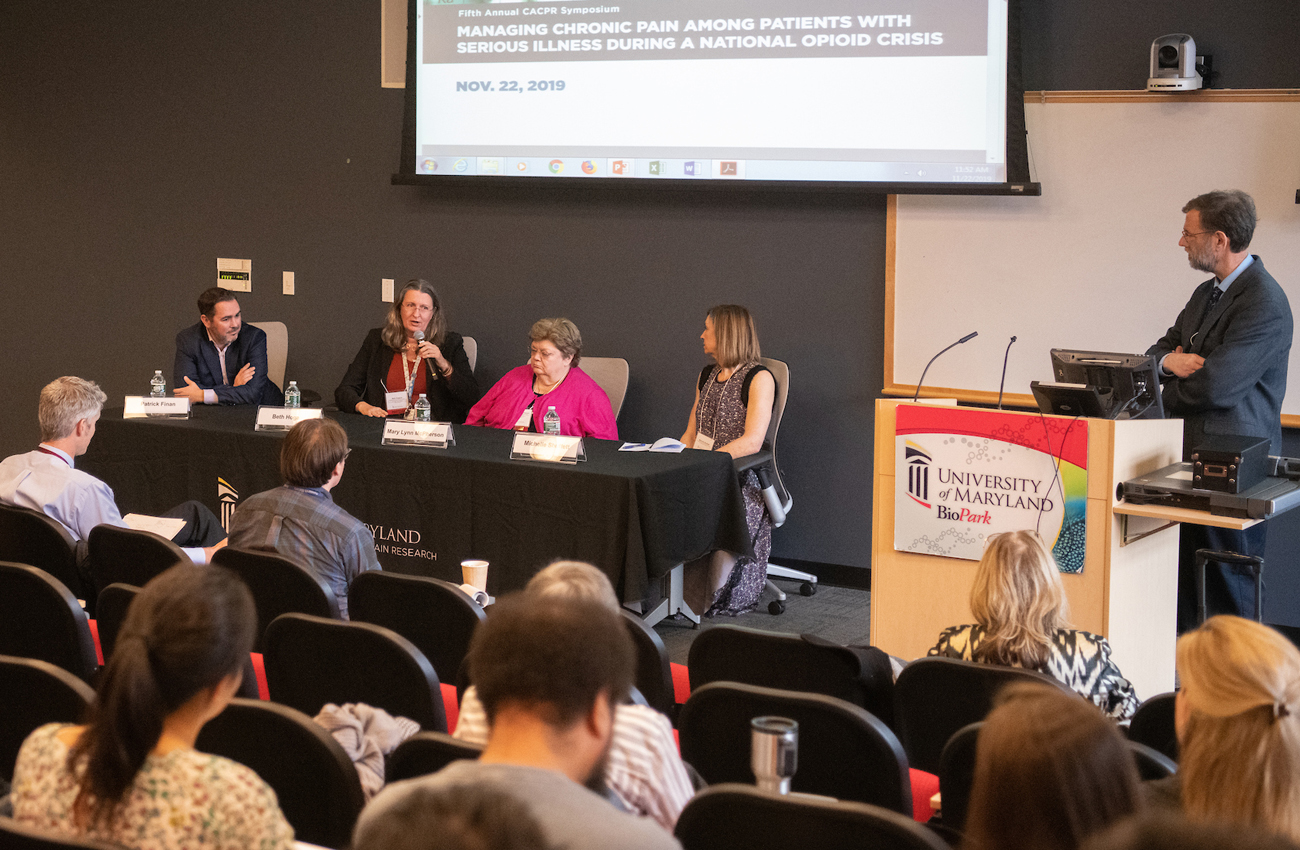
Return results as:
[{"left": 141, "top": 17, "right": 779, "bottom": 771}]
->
[
  {"left": 36, "top": 446, "right": 71, "bottom": 467},
  {"left": 400, "top": 350, "right": 418, "bottom": 408}
]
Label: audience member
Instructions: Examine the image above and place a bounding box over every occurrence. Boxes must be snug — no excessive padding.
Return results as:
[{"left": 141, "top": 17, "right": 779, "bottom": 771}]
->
[
  {"left": 1157, "top": 616, "right": 1300, "bottom": 843},
  {"left": 226, "top": 417, "right": 380, "bottom": 618},
  {"left": 465, "top": 318, "right": 617, "bottom": 439},
  {"left": 1085, "top": 812, "right": 1300, "bottom": 850},
  {"left": 10, "top": 564, "right": 293, "bottom": 849},
  {"left": 335, "top": 278, "right": 479, "bottom": 421},
  {"left": 358, "top": 593, "right": 680, "bottom": 850},
  {"left": 454, "top": 560, "right": 695, "bottom": 830},
  {"left": 962, "top": 682, "right": 1142, "bottom": 850},
  {"left": 352, "top": 782, "right": 556, "bottom": 850},
  {"left": 928, "top": 529, "right": 1138, "bottom": 718},
  {"left": 174, "top": 286, "right": 283, "bottom": 405},
  {"left": 0, "top": 376, "right": 226, "bottom": 576}
]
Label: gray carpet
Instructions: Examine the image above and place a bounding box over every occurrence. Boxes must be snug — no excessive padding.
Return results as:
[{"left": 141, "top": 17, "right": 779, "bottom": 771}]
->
[{"left": 653, "top": 583, "right": 872, "bottom": 666}]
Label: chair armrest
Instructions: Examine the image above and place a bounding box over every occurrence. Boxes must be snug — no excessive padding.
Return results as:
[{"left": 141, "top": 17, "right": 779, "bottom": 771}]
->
[{"left": 733, "top": 448, "right": 773, "bottom": 475}]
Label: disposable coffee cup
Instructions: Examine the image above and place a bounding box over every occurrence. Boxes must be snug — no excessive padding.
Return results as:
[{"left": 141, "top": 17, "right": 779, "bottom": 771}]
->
[
  {"left": 461, "top": 559, "right": 489, "bottom": 591},
  {"left": 751, "top": 716, "right": 798, "bottom": 795}
]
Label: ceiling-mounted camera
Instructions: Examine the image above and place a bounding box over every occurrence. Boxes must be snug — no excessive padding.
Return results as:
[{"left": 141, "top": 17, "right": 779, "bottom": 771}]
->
[{"left": 1147, "top": 33, "right": 1209, "bottom": 92}]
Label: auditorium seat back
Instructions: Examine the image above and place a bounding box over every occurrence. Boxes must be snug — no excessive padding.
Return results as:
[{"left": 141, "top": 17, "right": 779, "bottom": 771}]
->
[
  {"left": 0, "top": 655, "right": 95, "bottom": 784},
  {"left": 1126, "top": 691, "right": 1178, "bottom": 762},
  {"left": 212, "top": 547, "right": 340, "bottom": 652},
  {"left": 620, "top": 609, "right": 676, "bottom": 717},
  {"left": 0, "top": 562, "right": 98, "bottom": 683},
  {"left": 0, "top": 503, "right": 90, "bottom": 610},
  {"left": 385, "top": 730, "right": 484, "bottom": 784},
  {"left": 86, "top": 525, "right": 187, "bottom": 592},
  {"left": 0, "top": 816, "right": 120, "bottom": 849}
]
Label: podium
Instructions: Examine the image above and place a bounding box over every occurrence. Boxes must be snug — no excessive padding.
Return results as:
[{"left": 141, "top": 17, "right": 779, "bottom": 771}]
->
[{"left": 870, "top": 400, "right": 1184, "bottom": 700}]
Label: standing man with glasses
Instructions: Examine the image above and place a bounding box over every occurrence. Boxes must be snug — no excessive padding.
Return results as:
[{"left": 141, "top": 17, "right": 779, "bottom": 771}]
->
[{"left": 1147, "top": 190, "right": 1292, "bottom": 631}]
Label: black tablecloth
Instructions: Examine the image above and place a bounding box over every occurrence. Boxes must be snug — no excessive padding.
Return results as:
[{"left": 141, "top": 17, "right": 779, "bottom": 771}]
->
[{"left": 80, "top": 407, "right": 751, "bottom": 605}]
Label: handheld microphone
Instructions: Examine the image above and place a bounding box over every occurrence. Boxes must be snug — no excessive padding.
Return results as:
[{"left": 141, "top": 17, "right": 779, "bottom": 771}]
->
[
  {"left": 913, "top": 332, "right": 978, "bottom": 402},
  {"left": 997, "top": 336, "right": 1018, "bottom": 410},
  {"left": 413, "top": 330, "right": 425, "bottom": 356}
]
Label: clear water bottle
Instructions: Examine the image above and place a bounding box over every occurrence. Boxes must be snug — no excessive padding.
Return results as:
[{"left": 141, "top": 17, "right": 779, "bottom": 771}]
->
[
  {"left": 414, "top": 393, "right": 431, "bottom": 421},
  {"left": 543, "top": 405, "right": 560, "bottom": 435},
  {"left": 150, "top": 370, "right": 166, "bottom": 398},
  {"left": 284, "top": 381, "right": 301, "bottom": 409}
]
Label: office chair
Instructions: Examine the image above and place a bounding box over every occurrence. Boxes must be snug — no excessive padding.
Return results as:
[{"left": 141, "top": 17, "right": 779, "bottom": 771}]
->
[
  {"left": 212, "top": 546, "right": 341, "bottom": 652},
  {"left": 1126, "top": 691, "right": 1178, "bottom": 762},
  {"left": 0, "top": 562, "right": 99, "bottom": 683},
  {"left": 462, "top": 335, "right": 478, "bottom": 372},
  {"left": 386, "top": 731, "right": 485, "bottom": 783},
  {"left": 580, "top": 356, "right": 630, "bottom": 420},
  {"left": 0, "top": 655, "right": 95, "bottom": 783},
  {"left": 0, "top": 503, "right": 91, "bottom": 611},
  {"left": 247, "top": 320, "right": 288, "bottom": 392}
]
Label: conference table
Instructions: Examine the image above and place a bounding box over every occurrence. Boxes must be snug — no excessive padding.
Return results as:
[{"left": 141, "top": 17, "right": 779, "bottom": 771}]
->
[{"left": 79, "top": 407, "right": 751, "bottom": 609}]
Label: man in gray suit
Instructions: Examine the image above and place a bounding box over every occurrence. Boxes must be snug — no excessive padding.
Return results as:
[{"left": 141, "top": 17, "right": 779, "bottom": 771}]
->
[{"left": 1148, "top": 189, "right": 1292, "bottom": 630}]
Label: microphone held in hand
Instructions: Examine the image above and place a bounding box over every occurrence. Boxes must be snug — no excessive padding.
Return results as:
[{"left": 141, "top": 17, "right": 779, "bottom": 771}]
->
[
  {"left": 997, "top": 336, "right": 1018, "bottom": 410},
  {"left": 413, "top": 330, "right": 425, "bottom": 357},
  {"left": 913, "top": 332, "right": 979, "bottom": 402}
]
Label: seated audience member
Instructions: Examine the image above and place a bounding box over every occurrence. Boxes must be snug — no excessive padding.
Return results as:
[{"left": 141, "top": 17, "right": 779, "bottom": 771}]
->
[
  {"left": 679, "top": 304, "right": 776, "bottom": 617},
  {"left": 963, "top": 682, "right": 1142, "bottom": 850},
  {"left": 1150, "top": 616, "right": 1300, "bottom": 843},
  {"left": 10, "top": 564, "right": 294, "bottom": 849},
  {"left": 0, "top": 377, "right": 226, "bottom": 571},
  {"left": 352, "top": 782, "right": 555, "bottom": 850},
  {"left": 455, "top": 560, "right": 694, "bottom": 830},
  {"left": 1085, "top": 812, "right": 1300, "bottom": 850},
  {"left": 928, "top": 529, "right": 1138, "bottom": 719},
  {"left": 357, "top": 593, "right": 680, "bottom": 850},
  {"left": 464, "top": 318, "right": 617, "bottom": 440},
  {"left": 335, "top": 278, "right": 479, "bottom": 422},
  {"left": 173, "top": 286, "right": 284, "bottom": 406},
  {"left": 227, "top": 417, "right": 380, "bottom": 619}
]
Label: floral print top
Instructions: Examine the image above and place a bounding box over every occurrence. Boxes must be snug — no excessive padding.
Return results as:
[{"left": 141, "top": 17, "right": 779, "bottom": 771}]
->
[{"left": 11, "top": 724, "right": 294, "bottom": 850}]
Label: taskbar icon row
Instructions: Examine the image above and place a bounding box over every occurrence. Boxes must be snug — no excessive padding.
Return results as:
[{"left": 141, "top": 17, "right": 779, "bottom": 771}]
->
[{"left": 417, "top": 157, "right": 746, "bottom": 179}]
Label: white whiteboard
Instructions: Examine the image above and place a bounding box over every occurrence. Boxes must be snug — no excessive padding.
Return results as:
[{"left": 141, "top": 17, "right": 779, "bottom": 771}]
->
[{"left": 889, "top": 91, "right": 1300, "bottom": 419}]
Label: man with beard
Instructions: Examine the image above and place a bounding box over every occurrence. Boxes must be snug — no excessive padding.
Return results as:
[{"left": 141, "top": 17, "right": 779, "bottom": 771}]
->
[
  {"left": 356, "top": 593, "right": 681, "bottom": 850},
  {"left": 1147, "top": 190, "right": 1292, "bottom": 630}
]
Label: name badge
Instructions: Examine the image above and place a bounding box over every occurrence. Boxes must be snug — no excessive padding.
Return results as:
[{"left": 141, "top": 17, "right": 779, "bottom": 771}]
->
[
  {"left": 254, "top": 406, "right": 323, "bottom": 431},
  {"left": 693, "top": 434, "right": 714, "bottom": 452},
  {"left": 381, "top": 420, "right": 454, "bottom": 449},
  {"left": 124, "top": 396, "right": 191, "bottom": 419},
  {"left": 385, "top": 391, "right": 408, "bottom": 412},
  {"left": 510, "top": 432, "right": 586, "bottom": 464}
]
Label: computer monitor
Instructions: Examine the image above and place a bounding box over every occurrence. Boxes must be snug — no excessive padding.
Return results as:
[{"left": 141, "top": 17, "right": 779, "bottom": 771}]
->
[{"left": 1031, "top": 349, "right": 1165, "bottom": 420}]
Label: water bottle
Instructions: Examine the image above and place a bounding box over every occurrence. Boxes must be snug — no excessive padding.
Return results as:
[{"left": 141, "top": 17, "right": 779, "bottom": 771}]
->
[
  {"left": 284, "top": 381, "right": 301, "bottom": 409},
  {"left": 414, "top": 393, "right": 432, "bottom": 421},
  {"left": 543, "top": 405, "right": 560, "bottom": 435},
  {"left": 150, "top": 370, "right": 166, "bottom": 398}
]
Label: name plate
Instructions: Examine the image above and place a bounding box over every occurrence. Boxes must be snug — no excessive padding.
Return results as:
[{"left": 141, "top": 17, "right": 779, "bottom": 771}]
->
[
  {"left": 254, "top": 406, "right": 323, "bottom": 431},
  {"left": 123, "top": 396, "right": 191, "bottom": 419},
  {"left": 381, "top": 420, "right": 455, "bottom": 448},
  {"left": 510, "top": 432, "right": 586, "bottom": 464}
]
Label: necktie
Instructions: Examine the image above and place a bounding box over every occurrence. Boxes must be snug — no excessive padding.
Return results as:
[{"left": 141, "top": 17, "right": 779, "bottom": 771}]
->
[{"left": 1199, "top": 285, "right": 1223, "bottom": 329}]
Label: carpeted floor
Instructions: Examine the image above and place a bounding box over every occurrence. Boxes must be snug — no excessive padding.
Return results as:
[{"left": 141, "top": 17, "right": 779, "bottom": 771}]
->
[{"left": 652, "top": 581, "right": 872, "bottom": 666}]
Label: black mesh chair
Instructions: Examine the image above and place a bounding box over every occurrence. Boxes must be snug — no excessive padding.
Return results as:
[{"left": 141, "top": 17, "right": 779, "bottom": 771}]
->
[
  {"left": 195, "top": 698, "right": 364, "bottom": 850},
  {"left": 1127, "top": 691, "right": 1178, "bottom": 762},
  {"left": 675, "top": 784, "right": 949, "bottom": 850},
  {"left": 211, "top": 547, "right": 340, "bottom": 652},
  {"left": 348, "top": 571, "right": 484, "bottom": 686},
  {"left": 0, "top": 503, "right": 91, "bottom": 611},
  {"left": 688, "top": 624, "right": 896, "bottom": 729},
  {"left": 0, "top": 562, "right": 98, "bottom": 683},
  {"left": 386, "top": 731, "right": 484, "bottom": 783},
  {"left": 263, "top": 613, "right": 448, "bottom": 731},
  {"left": 893, "top": 656, "right": 1076, "bottom": 774},
  {"left": 679, "top": 682, "right": 912, "bottom": 815},
  {"left": 620, "top": 609, "right": 677, "bottom": 717},
  {"left": 0, "top": 655, "right": 95, "bottom": 783},
  {"left": 86, "top": 525, "right": 188, "bottom": 592},
  {"left": 0, "top": 817, "right": 120, "bottom": 850}
]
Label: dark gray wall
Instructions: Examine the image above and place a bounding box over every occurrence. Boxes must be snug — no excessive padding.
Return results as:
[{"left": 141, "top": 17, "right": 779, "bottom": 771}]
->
[{"left": 2, "top": 1, "right": 1297, "bottom": 607}]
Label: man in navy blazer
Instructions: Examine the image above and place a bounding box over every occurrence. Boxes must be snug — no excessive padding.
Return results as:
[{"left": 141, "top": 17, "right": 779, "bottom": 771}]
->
[
  {"left": 1147, "top": 190, "right": 1292, "bottom": 629},
  {"left": 174, "top": 287, "right": 284, "bottom": 406}
]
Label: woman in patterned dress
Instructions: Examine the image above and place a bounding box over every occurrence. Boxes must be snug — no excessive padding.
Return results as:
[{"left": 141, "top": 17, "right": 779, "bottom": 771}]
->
[
  {"left": 927, "top": 529, "right": 1139, "bottom": 719},
  {"left": 11, "top": 564, "right": 294, "bottom": 850},
  {"left": 680, "top": 305, "right": 776, "bottom": 616}
]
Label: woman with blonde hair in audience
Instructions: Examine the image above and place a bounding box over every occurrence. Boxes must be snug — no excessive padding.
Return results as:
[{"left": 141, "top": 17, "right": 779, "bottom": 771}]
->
[
  {"left": 10, "top": 564, "right": 293, "bottom": 849},
  {"left": 963, "top": 682, "right": 1143, "bottom": 850},
  {"left": 1172, "top": 615, "right": 1300, "bottom": 843},
  {"left": 928, "top": 529, "right": 1139, "bottom": 718}
]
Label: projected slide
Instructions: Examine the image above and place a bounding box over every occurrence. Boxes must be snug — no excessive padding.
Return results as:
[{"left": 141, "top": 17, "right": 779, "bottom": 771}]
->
[{"left": 414, "top": 0, "right": 1008, "bottom": 184}]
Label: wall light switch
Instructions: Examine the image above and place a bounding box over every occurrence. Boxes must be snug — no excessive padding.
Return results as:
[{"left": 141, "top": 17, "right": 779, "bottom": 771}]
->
[
  {"left": 282, "top": 271, "right": 295, "bottom": 295},
  {"left": 382, "top": 278, "right": 395, "bottom": 302}
]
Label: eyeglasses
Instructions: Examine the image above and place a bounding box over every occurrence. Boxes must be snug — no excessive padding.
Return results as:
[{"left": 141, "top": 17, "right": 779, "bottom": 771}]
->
[{"left": 1181, "top": 229, "right": 1217, "bottom": 240}]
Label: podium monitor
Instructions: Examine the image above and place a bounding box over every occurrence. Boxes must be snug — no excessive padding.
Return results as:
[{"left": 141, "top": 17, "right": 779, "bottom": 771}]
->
[{"left": 1034, "top": 349, "right": 1164, "bottom": 421}]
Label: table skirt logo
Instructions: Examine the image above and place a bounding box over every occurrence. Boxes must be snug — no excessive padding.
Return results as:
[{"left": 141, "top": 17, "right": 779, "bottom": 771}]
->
[
  {"left": 904, "top": 442, "right": 932, "bottom": 508},
  {"left": 218, "top": 477, "right": 239, "bottom": 532},
  {"left": 366, "top": 523, "right": 437, "bottom": 562}
]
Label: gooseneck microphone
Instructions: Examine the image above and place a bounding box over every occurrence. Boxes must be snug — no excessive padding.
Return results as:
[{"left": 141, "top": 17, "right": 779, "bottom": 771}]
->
[
  {"left": 913, "top": 331, "right": 978, "bottom": 402},
  {"left": 997, "top": 336, "right": 1018, "bottom": 410}
]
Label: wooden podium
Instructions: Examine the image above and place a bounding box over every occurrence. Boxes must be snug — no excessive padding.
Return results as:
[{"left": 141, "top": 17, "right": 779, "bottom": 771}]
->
[{"left": 870, "top": 400, "right": 1185, "bottom": 701}]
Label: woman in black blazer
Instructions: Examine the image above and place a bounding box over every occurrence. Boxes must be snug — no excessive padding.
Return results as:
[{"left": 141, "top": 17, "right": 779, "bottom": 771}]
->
[{"left": 334, "top": 279, "right": 479, "bottom": 422}]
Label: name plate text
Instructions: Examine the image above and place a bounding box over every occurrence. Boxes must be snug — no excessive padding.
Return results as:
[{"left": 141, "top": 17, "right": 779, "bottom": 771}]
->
[
  {"left": 255, "top": 406, "right": 323, "bottom": 431},
  {"left": 124, "top": 396, "right": 191, "bottom": 419},
  {"left": 382, "top": 420, "right": 454, "bottom": 448},
  {"left": 510, "top": 432, "right": 586, "bottom": 464}
]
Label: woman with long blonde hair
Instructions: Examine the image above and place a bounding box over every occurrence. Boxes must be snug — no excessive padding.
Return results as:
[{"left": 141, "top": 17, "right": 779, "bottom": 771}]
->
[
  {"left": 928, "top": 529, "right": 1138, "bottom": 719},
  {"left": 1174, "top": 615, "right": 1300, "bottom": 843}
]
